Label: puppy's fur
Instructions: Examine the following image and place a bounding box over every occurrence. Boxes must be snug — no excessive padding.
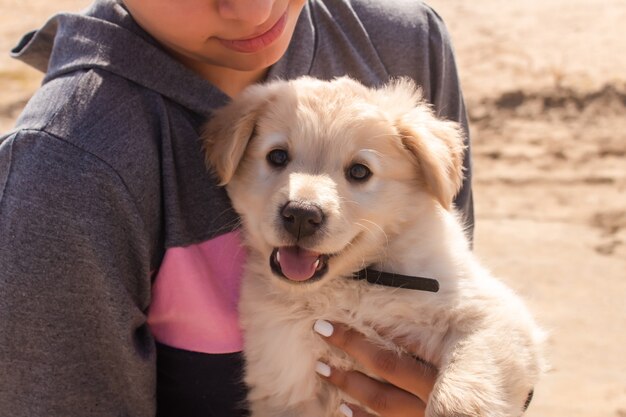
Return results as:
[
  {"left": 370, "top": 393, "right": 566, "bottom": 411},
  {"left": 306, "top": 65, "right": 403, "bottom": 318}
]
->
[{"left": 203, "top": 77, "right": 544, "bottom": 417}]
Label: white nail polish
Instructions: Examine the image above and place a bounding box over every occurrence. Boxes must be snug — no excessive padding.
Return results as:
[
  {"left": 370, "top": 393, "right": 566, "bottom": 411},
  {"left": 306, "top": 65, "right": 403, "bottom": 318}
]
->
[
  {"left": 315, "top": 361, "right": 331, "bottom": 377},
  {"left": 339, "top": 403, "right": 353, "bottom": 417},
  {"left": 313, "top": 319, "right": 334, "bottom": 337}
]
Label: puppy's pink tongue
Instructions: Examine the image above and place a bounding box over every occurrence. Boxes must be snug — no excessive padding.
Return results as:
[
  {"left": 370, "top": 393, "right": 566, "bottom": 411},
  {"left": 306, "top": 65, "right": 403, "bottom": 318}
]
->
[{"left": 278, "top": 246, "right": 320, "bottom": 281}]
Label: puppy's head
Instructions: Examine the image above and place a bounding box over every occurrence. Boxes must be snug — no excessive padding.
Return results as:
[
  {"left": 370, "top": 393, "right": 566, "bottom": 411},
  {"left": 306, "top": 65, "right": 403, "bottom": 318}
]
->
[{"left": 203, "top": 76, "right": 465, "bottom": 287}]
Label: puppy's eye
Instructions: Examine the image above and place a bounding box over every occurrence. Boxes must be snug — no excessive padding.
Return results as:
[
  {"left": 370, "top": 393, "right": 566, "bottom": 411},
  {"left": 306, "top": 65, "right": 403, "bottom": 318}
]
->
[
  {"left": 267, "top": 149, "right": 289, "bottom": 168},
  {"left": 347, "top": 163, "right": 372, "bottom": 182}
]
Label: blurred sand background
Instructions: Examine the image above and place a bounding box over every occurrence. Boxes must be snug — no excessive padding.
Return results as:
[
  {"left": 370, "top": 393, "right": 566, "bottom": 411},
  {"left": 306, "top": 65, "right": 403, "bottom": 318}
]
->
[{"left": 1, "top": 1, "right": 625, "bottom": 416}]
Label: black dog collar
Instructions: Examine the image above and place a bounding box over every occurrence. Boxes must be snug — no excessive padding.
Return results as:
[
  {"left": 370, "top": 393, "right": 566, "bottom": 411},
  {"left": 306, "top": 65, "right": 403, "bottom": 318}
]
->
[{"left": 353, "top": 268, "right": 439, "bottom": 292}]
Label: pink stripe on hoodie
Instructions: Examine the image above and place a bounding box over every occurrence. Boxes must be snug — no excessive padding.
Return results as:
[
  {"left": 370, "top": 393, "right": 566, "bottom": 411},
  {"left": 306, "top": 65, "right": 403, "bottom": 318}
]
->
[{"left": 147, "top": 231, "right": 246, "bottom": 354}]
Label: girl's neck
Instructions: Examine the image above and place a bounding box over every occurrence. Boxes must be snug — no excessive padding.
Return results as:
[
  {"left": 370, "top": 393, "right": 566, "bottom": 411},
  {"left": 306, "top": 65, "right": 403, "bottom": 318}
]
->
[{"left": 177, "top": 53, "right": 269, "bottom": 98}]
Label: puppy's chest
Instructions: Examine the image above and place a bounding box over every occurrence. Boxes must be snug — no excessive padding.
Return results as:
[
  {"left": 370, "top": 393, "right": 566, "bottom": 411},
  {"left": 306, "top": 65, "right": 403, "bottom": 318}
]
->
[{"left": 240, "top": 279, "right": 450, "bottom": 378}]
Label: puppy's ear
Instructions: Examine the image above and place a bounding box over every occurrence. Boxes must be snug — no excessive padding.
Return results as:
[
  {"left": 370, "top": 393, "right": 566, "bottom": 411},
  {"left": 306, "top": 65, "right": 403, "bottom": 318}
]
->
[
  {"left": 396, "top": 106, "right": 466, "bottom": 210},
  {"left": 202, "top": 87, "right": 271, "bottom": 185}
]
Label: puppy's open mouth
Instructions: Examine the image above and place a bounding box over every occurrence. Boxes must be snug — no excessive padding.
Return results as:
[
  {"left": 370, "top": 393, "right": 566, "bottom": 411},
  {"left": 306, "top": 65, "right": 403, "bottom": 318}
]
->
[{"left": 269, "top": 247, "right": 330, "bottom": 283}]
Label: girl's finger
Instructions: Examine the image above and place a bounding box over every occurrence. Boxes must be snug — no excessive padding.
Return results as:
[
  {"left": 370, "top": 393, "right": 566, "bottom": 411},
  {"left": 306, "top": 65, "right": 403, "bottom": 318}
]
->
[
  {"left": 318, "top": 364, "right": 426, "bottom": 417},
  {"left": 314, "top": 320, "right": 437, "bottom": 402},
  {"left": 338, "top": 402, "right": 378, "bottom": 417}
]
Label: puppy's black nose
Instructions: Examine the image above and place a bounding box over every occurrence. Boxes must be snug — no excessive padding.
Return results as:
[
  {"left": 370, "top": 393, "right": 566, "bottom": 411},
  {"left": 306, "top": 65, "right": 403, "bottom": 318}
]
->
[{"left": 281, "top": 201, "right": 324, "bottom": 239}]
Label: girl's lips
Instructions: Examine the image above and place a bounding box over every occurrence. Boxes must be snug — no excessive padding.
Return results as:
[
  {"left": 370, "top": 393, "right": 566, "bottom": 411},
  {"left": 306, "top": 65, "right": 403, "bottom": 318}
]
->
[{"left": 218, "top": 11, "right": 288, "bottom": 53}]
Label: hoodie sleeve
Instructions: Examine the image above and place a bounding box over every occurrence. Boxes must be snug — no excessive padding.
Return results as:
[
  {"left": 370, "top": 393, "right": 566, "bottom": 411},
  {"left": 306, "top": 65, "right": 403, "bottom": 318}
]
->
[
  {"left": 0, "top": 130, "right": 156, "bottom": 417},
  {"left": 424, "top": 6, "right": 475, "bottom": 240}
]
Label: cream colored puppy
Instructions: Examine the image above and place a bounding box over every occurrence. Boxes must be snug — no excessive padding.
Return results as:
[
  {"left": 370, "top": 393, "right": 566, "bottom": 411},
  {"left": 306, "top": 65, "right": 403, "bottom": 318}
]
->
[{"left": 203, "top": 77, "right": 544, "bottom": 417}]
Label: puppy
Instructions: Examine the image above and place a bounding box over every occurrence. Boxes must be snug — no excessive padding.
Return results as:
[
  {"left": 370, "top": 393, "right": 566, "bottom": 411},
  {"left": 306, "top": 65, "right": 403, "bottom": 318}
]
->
[{"left": 203, "top": 76, "right": 544, "bottom": 417}]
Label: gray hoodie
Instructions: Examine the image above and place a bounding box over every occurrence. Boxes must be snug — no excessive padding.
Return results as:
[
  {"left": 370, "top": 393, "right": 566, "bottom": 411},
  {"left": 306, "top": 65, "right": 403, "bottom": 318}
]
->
[{"left": 0, "top": 1, "right": 473, "bottom": 416}]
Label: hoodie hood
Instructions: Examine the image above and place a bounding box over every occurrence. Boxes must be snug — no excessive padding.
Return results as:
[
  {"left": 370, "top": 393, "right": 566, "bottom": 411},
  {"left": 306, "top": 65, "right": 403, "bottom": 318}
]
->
[{"left": 10, "top": 0, "right": 316, "bottom": 116}]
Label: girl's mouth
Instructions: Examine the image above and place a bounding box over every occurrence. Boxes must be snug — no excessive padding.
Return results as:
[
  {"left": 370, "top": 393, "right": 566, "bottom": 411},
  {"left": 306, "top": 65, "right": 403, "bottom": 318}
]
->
[{"left": 218, "top": 11, "right": 288, "bottom": 53}]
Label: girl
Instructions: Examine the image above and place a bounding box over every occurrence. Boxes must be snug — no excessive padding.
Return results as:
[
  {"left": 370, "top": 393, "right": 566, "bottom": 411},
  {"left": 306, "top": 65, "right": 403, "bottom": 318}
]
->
[{"left": 0, "top": 1, "right": 473, "bottom": 416}]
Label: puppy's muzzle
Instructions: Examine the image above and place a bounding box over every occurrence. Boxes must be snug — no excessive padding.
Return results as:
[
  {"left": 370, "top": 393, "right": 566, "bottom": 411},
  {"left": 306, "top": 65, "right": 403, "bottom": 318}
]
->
[{"left": 281, "top": 201, "right": 324, "bottom": 240}]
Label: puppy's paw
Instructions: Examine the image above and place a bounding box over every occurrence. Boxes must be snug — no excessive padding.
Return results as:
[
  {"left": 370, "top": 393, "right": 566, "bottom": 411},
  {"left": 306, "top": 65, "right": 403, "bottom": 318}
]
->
[{"left": 426, "top": 379, "right": 508, "bottom": 417}]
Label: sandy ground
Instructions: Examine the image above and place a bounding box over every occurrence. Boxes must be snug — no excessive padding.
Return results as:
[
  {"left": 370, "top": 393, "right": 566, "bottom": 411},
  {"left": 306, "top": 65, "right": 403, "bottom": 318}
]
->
[
  {"left": 1, "top": 1, "right": 625, "bottom": 416},
  {"left": 426, "top": 2, "right": 626, "bottom": 416}
]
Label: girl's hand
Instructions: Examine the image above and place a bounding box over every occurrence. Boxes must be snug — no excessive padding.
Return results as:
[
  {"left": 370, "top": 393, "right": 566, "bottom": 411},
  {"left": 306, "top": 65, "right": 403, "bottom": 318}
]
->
[{"left": 313, "top": 320, "right": 437, "bottom": 417}]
